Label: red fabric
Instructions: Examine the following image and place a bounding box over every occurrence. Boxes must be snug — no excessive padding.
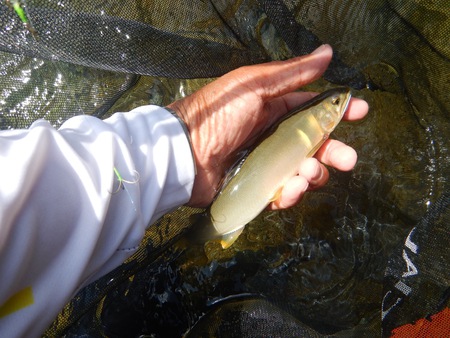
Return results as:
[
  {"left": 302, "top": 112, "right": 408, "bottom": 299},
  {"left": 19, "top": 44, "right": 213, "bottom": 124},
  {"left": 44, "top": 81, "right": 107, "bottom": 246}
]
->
[{"left": 391, "top": 308, "right": 450, "bottom": 338}]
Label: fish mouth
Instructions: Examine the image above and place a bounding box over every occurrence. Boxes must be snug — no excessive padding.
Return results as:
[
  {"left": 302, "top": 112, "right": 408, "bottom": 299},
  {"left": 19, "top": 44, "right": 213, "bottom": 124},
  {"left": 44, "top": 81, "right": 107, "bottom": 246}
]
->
[{"left": 341, "top": 90, "right": 352, "bottom": 117}]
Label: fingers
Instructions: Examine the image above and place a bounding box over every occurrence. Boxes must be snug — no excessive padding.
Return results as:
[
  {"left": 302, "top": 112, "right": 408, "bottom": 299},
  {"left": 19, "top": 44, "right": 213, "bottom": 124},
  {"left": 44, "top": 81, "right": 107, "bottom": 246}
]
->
[
  {"left": 344, "top": 97, "right": 369, "bottom": 121},
  {"left": 299, "top": 157, "right": 330, "bottom": 188},
  {"left": 235, "top": 44, "right": 333, "bottom": 101},
  {"left": 315, "top": 139, "right": 357, "bottom": 171},
  {"left": 268, "top": 175, "right": 309, "bottom": 210},
  {"left": 268, "top": 158, "right": 329, "bottom": 210}
]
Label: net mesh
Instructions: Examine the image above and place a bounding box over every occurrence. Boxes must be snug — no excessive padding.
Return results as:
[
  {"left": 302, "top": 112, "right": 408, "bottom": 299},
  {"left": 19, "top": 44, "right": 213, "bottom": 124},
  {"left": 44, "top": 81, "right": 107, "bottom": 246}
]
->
[{"left": 0, "top": 0, "right": 448, "bottom": 337}]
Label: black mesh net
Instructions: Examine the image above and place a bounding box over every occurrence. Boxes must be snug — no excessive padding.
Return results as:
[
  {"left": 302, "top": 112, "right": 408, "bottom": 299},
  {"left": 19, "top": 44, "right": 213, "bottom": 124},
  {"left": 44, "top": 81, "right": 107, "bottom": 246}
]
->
[
  {"left": 0, "top": 0, "right": 268, "bottom": 129},
  {"left": 382, "top": 192, "right": 450, "bottom": 336},
  {"left": 0, "top": 0, "right": 449, "bottom": 337}
]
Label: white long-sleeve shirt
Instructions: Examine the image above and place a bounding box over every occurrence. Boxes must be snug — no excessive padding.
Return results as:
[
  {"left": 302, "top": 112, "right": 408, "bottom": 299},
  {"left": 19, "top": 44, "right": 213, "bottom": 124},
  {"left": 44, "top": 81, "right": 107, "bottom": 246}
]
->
[{"left": 0, "top": 106, "right": 195, "bottom": 337}]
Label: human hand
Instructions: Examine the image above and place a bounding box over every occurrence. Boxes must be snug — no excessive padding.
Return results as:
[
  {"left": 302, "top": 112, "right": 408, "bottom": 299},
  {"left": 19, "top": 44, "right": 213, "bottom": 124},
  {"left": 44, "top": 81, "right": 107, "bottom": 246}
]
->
[{"left": 167, "top": 44, "right": 369, "bottom": 208}]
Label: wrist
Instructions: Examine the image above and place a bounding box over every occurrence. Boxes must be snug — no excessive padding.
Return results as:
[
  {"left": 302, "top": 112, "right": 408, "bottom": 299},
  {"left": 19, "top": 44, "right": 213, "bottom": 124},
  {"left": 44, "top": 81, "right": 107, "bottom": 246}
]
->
[
  {"left": 165, "top": 107, "right": 197, "bottom": 175},
  {"left": 166, "top": 102, "right": 219, "bottom": 207}
]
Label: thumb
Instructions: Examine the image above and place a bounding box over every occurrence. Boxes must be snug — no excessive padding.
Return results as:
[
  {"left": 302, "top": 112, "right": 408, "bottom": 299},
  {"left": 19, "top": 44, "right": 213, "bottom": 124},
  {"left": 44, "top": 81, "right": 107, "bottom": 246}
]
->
[{"left": 235, "top": 44, "right": 333, "bottom": 101}]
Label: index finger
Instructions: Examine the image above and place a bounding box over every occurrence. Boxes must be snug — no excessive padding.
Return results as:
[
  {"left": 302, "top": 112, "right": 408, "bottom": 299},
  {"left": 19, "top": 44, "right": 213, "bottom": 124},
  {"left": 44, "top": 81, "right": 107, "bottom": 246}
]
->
[{"left": 343, "top": 97, "right": 368, "bottom": 121}]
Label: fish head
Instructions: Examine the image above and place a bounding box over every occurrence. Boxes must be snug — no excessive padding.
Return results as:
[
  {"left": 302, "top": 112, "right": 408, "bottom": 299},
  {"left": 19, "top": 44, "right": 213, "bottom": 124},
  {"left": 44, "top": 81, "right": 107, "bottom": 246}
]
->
[{"left": 316, "top": 88, "right": 352, "bottom": 134}]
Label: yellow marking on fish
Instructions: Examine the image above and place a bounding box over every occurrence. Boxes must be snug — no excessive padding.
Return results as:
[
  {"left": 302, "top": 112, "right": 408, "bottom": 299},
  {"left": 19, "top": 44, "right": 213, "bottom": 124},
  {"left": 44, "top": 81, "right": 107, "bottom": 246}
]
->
[
  {"left": 296, "top": 114, "right": 320, "bottom": 149},
  {"left": 0, "top": 286, "right": 34, "bottom": 318},
  {"left": 296, "top": 128, "right": 313, "bottom": 150}
]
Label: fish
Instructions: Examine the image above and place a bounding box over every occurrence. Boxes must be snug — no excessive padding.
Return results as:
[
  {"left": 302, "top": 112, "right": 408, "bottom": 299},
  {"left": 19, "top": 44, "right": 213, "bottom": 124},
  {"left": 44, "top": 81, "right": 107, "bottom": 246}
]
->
[{"left": 192, "top": 87, "right": 352, "bottom": 249}]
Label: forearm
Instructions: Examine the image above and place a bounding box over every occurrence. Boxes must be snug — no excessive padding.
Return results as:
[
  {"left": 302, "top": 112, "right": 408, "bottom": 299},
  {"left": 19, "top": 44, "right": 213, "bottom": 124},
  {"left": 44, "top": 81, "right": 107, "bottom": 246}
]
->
[{"left": 0, "top": 106, "right": 195, "bottom": 337}]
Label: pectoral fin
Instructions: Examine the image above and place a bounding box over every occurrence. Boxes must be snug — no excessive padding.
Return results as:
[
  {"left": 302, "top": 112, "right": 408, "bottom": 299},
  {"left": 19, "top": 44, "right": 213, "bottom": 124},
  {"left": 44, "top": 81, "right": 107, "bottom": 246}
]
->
[
  {"left": 220, "top": 227, "right": 245, "bottom": 249},
  {"left": 270, "top": 186, "right": 283, "bottom": 202}
]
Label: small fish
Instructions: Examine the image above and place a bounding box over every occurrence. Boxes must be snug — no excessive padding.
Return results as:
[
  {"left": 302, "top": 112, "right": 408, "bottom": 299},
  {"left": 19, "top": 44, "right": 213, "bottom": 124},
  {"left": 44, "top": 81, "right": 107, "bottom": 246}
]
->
[{"left": 192, "top": 87, "right": 352, "bottom": 249}]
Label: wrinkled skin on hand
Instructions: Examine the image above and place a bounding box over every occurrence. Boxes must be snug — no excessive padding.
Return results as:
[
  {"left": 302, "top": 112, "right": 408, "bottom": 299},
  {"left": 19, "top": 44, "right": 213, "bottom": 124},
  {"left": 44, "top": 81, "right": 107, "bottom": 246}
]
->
[{"left": 168, "top": 44, "right": 369, "bottom": 208}]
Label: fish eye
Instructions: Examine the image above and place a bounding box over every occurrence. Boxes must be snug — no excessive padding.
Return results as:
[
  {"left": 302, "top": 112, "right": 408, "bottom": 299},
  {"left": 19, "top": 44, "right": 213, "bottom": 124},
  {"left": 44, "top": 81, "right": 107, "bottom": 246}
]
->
[{"left": 332, "top": 97, "right": 340, "bottom": 105}]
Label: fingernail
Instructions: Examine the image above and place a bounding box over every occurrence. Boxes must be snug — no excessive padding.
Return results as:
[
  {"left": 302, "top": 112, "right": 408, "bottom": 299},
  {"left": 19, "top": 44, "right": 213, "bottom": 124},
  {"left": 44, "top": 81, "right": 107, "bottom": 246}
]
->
[{"left": 311, "top": 44, "right": 329, "bottom": 55}]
